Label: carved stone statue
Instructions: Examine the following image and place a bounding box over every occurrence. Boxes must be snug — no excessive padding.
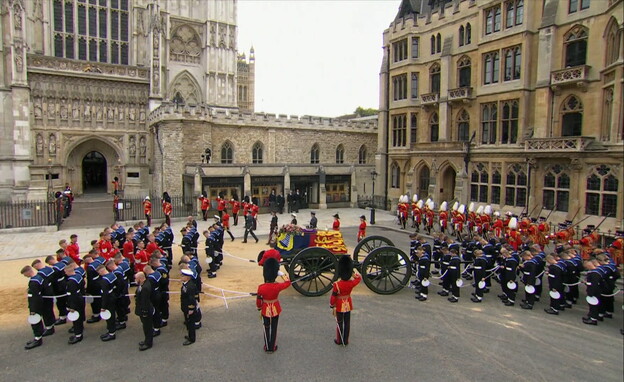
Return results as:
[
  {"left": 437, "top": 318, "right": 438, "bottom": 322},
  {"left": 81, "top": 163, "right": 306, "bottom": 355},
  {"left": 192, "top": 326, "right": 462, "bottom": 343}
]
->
[
  {"left": 34, "top": 101, "right": 42, "bottom": 118},
  {"left": 129, "top": 136, "right": 136, "bottom": 157},
  {"left": 49, "top": 134, "right": 57, "bottom": 156},
  {"left": 36, "top": 134, "right": 43, "bottom": 156},
  {"left": 139, "top": 136, "right": 147, "bottom": 157}
]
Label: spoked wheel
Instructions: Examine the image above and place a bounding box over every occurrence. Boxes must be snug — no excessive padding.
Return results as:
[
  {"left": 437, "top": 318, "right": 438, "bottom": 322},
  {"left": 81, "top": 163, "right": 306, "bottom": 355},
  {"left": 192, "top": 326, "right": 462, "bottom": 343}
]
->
[
  {"left": 353, "top": 235, "right": 395, "bottom": 263},
  {"left": 289, "top": 247, "right": 338, "bottom": 296},
  {"left": 361, "top": 246, "right": 412, "bottom": 295}
]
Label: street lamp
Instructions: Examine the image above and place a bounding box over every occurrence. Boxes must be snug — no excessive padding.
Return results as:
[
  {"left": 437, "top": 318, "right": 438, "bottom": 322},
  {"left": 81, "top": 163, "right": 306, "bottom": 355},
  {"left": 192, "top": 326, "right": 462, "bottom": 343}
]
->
[{"left": 370, "top": 170, "right": 378, "bottom": 225}]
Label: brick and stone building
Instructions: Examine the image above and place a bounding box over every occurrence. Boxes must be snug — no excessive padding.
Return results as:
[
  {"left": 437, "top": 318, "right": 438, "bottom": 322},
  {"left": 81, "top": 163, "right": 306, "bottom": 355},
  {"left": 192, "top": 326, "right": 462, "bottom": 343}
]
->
[{"left": 377, "top": 0, "right": 623, "bottom": 231}]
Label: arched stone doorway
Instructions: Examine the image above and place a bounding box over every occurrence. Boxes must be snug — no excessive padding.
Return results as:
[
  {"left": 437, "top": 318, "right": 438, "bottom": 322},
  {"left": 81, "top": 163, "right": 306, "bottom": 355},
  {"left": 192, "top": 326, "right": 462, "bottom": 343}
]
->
[
  {"left": 82, "top": 151, "right": 107, "bottom": 193},
  {"left": 440, "top": 166, "right": 456, "bottom": 202},
  {"left": 65, "top": 137, "right": 122, "bottom": 195}
]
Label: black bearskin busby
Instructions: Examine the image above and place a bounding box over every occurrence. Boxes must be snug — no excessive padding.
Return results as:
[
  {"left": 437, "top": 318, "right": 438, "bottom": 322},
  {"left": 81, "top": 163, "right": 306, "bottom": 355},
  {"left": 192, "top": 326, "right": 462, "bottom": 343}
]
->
[
  {"left": 337, "top": 255, "right": 354, "bottom": 281},
  {"left": 263, "top": 257, "right": 279, "bottom": 283}
]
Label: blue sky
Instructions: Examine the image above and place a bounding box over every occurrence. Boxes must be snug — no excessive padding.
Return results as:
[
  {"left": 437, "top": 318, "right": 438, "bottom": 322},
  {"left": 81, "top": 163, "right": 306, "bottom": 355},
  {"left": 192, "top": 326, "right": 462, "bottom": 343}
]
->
[{"left": 238, "top": 0, "right": 400, "bottom": 117}]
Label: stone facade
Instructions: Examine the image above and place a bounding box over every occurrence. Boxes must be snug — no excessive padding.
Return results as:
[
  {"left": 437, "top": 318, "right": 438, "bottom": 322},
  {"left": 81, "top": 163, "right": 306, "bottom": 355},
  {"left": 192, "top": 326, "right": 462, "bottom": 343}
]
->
[
  {"left": 237, "top": 49, "right": 255, "bottom": 113},
  {"left": 379, "top": 0, "right": 624, "bottom": 231},
  {"left": 149, "top": 105, "right": 377, "bottom": 209},
  {"left": 0, "top": 0, "right": 246, "bottom": 200}
]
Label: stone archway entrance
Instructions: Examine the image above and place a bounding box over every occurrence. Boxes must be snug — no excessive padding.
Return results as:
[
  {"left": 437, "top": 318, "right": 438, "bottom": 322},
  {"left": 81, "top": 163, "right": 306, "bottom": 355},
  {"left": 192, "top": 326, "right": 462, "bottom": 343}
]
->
[
  {"left": 440, "top": 166, "right": 456, "bottom": 202},
  {"left": 65, "top": 137, "right": 121, "bottom": 195},
  {"left": 82, "top": 151, "right": 107, "bottom": 193}
]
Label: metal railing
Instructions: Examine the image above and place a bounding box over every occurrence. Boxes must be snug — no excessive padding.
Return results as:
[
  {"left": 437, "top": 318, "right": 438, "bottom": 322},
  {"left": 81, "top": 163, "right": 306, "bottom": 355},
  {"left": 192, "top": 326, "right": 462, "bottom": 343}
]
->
[{"left": 0, "top": 200, "right": 62, "bottom": 229}]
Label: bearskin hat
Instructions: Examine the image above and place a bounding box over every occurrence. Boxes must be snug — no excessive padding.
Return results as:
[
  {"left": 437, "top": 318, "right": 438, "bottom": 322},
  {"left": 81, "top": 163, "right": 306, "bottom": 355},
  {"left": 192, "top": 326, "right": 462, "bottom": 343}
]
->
[
  {"left": 337, "top": 255, "right": 354, "bottom": 281},
  {"left": 263, "top": 257, "right": 279, "bottom": 283}
]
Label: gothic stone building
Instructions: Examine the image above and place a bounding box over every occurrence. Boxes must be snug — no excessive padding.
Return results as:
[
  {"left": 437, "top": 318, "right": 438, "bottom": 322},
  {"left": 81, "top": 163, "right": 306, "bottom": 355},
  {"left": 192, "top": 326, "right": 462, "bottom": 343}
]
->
[
  {"left": 0, "top": 0, "right": 376, "bottom": 210},
  {"left": 378, "top": 0, "right": 623, "bottom": 231}
]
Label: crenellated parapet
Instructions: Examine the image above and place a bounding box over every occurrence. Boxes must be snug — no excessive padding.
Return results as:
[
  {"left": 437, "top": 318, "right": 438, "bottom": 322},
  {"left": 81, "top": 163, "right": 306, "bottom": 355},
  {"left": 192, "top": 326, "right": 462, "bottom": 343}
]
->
[{"left": 148, "top": 103, "right": 378, "bottom": 132}]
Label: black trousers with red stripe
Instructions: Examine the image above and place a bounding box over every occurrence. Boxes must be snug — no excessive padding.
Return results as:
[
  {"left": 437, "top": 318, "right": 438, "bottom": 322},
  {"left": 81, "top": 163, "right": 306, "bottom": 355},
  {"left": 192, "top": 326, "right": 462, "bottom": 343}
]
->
[
  {"left": 262, "top": 315, "right": 279, "bottom": 351},
  {"left": 335, "top": 311, "right": 351, "bottom": 345}
]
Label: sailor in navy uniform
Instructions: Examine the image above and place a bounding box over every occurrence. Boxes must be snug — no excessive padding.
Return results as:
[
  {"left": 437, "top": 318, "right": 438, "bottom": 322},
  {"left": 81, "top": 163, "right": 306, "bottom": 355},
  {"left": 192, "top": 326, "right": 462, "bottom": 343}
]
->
[
  {"left": 86, "top": 253, "right": 105, "bottom": 323},
  {"left": 414, "top": 249, "right": 431, "bottom": 302},
  {"left": 31, "top": 259, "right": 57, "bottom": 336},
  {"left": 180, "top": 268, "right": 198, "bottom": 345},
  {"left": 45, "top": 255, "right": 69, "bottom": 325},
  {"left": 96, "top": 264, "right": 118, "bottom": 341},
  {"left": 499, "top": 249, "right": 519, "bottom": 306},
  {"left": 151, "top": 257, "right": 170, "bottom": 327},
  {"left": 64, "top": 264, "right": 86, "bottom": 344},
  {"left": 596, "top": 253, "right": 619, "bottom": 320},
  {"left": 21, "top": 266, "right": 45, "bottom": 349},
  {"left": 437, "top": 246, "right": 451, "bottom": 297},
  {"left": 107, "top": 257, "right": 129, "bottom": 330},
  {"left": 544, "top": 254, "right": 565, "bottom": 315},
  {"left": 431, "top": 235, "right": 443, "bottom": 274},
  {"left": 144, "top": 265, "right": 163, "bottom": 336},
  {"left": 446, "top": 248, "right": 461, "bottom": 303},
  {"left": 519, "top": 251, "right": 537, "bottom": 309},
  {"left": 470, "top": 249, "right": 488, "bottom": 303},
  {"left": 582, "top": 259, "right": 604, "bottom": 325}
]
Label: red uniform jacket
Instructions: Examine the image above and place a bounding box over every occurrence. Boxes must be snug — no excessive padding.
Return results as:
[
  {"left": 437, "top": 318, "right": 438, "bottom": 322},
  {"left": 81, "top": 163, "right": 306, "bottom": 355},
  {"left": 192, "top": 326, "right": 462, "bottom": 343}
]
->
[
  {"left": 492, "top": 219, "right": 504, "bottom": 238},
  {"left": 256, "top": 281, "right": 291, "bottom": 317},
  {"left": 258, "top": 249, "right": 281, "bottom": 266},
  {"left": 66, "top": 243, "right": 81, "bottom": 264},
  {"left": 222, "top": 213, "right": 231, "bottom": 228},
  {"left": 98, "top": 240, "right": 117, "bottom": 260},
  {"left": 251, "top": 204, "right": 259, "bottom": 218},
  {"left": 330, "top": 274, "right": 362, "bottom": 313},
  {"left": 146, "top": 242, "right": 163, "bottom": 256},
  {"left": 143, "top": 200, "right": 152, "bottom": 215},
  {"left": 217, "top": 198, "right": 226, "bottom": 212},
  {"left": 122, "top": 241, "right": 135, "bottom": 263},
  {"left": 242, "top": 203, "right": 250, "bottom": 216},
  {"left": 358, "top": 222, "right": 367, "bottom": 240},
  {"left": 230, "top": 200, "right": 240, "bottom": 214},
  {"left": 199, "top": 197, "right": 210, "bottom": 211},
  {"left": 162, "top": 201, "right": 172, "bottom": 216},
  {"left": 439, "top": 211, "right": 448, "bottom": 229},
  {"left": 134, "top": 250, "right": 149, "bottom": 272},
  {"left": 332, "top": 220, "right": 340, "bottom": 231}
]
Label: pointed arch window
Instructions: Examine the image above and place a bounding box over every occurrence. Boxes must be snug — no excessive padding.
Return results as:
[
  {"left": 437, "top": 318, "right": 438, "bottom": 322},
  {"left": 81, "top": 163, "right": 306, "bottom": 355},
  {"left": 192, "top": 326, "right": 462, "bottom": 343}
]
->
[
  {"left": 561, "top": 95, "right": 583, "bottom": 136},
  {"left": 586, "top": 165, "right": 618, "bottom": 216},
  {"left": 458, "top": 56, "right": 471, "bottom": 87},
  {"left": 564, "top": 26, "right": 588, "bottom": 67},
  {"left": 310, "top": 143, "right": 320, "bottom": 164},
  {"left": 543, "top": 165, "right": 570, "bottom": 212},
  {"left": 505, "top": 163, "right": 527, "bottom": 207},
  {"left": 252, "top": 142, "right": 263, "bottom": 164},
  {"left": 436, "top": 33, "right": 442, "bottom": 53},
  {"left": 358, "top": 145, "right": 367, "bottom": 165},
  {"left": 459, "top": 25, "right": 465, "bottom": 47},
  {"left": 335, "top": 144, "right": 344, "bottom": 164},
  {"left": 429, "top": 113, "right": 439, "bottom": 142},
  {"left": 430, "top": 63, "right": 441, "bottom": 93},
  {"left": 391, "top": 162, "right": 400, "bottom": 189},
  {"left": 457, "top": 109, "right": 470, "bottom": 142},
  {"left": 605, "top": 19, "right": 620, "bottom": 66},
  {"left": 465, "top": 23, "right": 472, "bottom": 44},
  {"left": 221, "top": 141, "right": 233, "bottom": 164}
]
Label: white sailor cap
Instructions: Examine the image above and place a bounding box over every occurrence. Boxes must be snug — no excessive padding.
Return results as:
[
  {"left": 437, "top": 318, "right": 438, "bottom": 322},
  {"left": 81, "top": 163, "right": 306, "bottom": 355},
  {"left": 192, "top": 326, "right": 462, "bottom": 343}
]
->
[{"left": 181, "top": 269, "right": 194, "bottom": 276}]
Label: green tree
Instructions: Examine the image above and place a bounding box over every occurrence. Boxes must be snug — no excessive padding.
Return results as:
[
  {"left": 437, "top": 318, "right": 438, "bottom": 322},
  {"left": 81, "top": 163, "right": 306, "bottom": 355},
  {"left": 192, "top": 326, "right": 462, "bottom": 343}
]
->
[{"left": 354, "top": 106, "right": 378, "bottom": 117}]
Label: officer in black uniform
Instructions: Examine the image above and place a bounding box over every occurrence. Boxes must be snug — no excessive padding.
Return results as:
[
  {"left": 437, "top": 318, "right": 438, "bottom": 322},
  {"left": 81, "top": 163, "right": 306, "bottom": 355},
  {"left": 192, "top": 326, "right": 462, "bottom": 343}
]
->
[
  {"left": 21, "top": 265, "right": 46, "bottom": 349},
  {"left": 97, "top": 264, "right": 118, "bottom": 341},
  {"left": 308, "top": 211, "right": 318, "bottom": 229},
  {"left": 64, "top": 263, "right": 85, "bottom": 344},
  {"left": 243, "top": 213, "right": 259, "bottom": 243},
  {"left": 134, "top": 272, "right": 154, "bottom": 350},
  {"left": 180, "top": 268, "right": 198, "bottom": 345}
]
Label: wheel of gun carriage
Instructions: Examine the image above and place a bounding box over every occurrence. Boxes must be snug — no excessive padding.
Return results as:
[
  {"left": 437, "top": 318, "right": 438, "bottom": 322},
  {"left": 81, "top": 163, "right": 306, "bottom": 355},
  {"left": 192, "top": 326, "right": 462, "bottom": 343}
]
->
[
  {"left": 288, "top": 247, "right": 339, "bottom": 296},
  {"left": 361, "top": 246, "right": 412, "bottom": 295}
]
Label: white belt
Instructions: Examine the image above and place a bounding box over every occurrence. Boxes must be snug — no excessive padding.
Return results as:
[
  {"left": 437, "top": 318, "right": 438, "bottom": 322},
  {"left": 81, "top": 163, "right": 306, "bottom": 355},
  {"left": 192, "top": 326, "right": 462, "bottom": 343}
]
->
[{"left": 449, "top": 266, "right": 458, "bottom": 270}]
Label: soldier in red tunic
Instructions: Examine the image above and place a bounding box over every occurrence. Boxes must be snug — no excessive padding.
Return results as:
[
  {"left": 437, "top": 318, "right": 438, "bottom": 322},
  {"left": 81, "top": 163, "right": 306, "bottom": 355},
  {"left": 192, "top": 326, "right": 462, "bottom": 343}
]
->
[
  {"left": 492, "top": 212, "right": 504, "bottom": 238},
  {"left": 142, "top": 196, "right": 152, "bottom": 227},
  {"left": 256, "top": 258, "right": 291, "bottom": 353},
  {"left": 608, "top": 230, "right": 623, "bottom": 266},
  {"left": 357, "top": 215, "right": 367, "bottom": 242},
  {"left": 332, "top": 214, "right": 341, "bottom": 231},
  {"left": 198, "top": 192, "right": 210, "bottom": 221},
  {"left": 229, "top": 198, "right": 241, "bottom": 226},
  {"left": 330, "top": 255, "right": 361, "bottom": 346},
  {"left": 438, "top": 202, "right": 449, "bottom": 234},
  {"left": 216, "top": 195, "right": 226, "bottom": 218},
  {"left": 162, "top": 192, "right": 172, "bottom": 226}
]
